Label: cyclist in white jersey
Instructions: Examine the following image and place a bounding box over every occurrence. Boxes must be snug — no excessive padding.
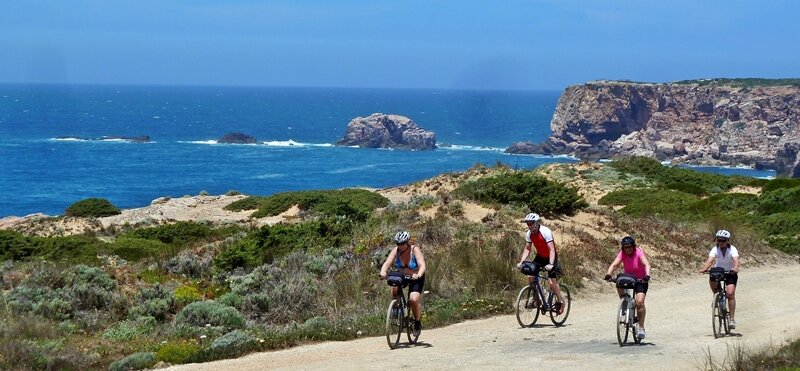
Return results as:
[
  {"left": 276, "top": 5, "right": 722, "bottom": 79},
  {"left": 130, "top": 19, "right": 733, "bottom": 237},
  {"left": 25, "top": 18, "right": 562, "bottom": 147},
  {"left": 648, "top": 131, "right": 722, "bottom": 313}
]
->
[{"left": 698, "top": 229, "right": 740, "bottom": 329}]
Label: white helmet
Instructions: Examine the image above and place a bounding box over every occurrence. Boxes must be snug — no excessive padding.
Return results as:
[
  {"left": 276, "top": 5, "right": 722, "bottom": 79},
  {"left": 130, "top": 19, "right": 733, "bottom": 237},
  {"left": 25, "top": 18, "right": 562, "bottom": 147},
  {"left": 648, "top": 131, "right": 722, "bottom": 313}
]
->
[
  {"left": 522, "top": 213, "right": 541, "bottom": 223},
  {"left": 715, "top": 230, "right": 731, "bottom": 240},
  {"left": 394, "top": 231, "right": 410, "bottom": 244}
]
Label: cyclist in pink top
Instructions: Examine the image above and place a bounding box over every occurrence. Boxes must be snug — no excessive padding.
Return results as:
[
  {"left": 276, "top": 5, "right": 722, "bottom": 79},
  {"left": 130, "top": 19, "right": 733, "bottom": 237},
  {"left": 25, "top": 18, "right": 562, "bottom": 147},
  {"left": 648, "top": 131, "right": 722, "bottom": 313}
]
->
[{"left": 604, "top": 236, "right": 652, "bottom": 339}]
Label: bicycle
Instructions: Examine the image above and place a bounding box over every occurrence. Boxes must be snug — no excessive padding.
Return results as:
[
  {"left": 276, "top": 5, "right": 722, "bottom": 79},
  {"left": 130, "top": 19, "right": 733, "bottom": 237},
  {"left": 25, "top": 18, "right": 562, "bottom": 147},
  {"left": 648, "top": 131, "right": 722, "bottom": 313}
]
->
[
  {"left": 704, "top": 267, "right": 732, "bottom": 338},
  {"left": 384, "top": 272, "right": 420, "bottom": 349},
  {"left": 515, "top": 261, "right": 571, "bottom": 328},
  {"left": 606, "top": 273, "right": 646, "bottom": 346}
]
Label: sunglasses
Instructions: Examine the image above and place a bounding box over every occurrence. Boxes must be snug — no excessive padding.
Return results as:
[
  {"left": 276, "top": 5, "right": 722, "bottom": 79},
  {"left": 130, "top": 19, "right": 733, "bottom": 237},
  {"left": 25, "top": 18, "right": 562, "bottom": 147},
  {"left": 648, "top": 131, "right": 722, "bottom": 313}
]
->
[
  {"left": 622, "top": 244, "right": 634, "bottom": 249},
  {"left": 716, "top": 239, "right": 728, "bottom": 243},
  {"left": 526, "top": 222, "right": 537, "bottom": 225}
]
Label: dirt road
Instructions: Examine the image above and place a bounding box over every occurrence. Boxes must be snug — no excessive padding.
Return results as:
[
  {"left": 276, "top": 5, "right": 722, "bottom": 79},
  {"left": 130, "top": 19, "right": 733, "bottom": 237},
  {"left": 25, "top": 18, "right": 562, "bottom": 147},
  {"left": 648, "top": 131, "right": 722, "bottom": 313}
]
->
[{"left": 168, "top": 263, "right": 800, "bottom": 371}]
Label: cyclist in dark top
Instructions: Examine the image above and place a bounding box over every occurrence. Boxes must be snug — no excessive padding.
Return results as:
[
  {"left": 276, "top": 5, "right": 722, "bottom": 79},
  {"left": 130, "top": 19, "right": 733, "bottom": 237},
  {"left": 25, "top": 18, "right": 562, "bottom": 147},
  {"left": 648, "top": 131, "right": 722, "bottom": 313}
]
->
[{"left": 380, "top": 230, "right": 427, "bottom": 334}]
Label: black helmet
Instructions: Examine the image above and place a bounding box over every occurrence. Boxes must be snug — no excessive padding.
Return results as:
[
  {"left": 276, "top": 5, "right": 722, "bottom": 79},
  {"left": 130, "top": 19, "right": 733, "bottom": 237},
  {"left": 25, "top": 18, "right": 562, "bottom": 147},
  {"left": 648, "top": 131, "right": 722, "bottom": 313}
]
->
[{"left": 620, "top": 236, "right": 636, "bottom": 247}]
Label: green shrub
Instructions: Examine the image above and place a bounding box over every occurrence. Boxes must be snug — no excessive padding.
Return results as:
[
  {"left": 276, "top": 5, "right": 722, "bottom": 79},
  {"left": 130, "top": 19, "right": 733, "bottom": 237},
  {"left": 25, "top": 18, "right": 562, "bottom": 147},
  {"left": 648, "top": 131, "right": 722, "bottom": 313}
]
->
[
  {"left": 63, "top": 265, "right": 117, "bottom": 311},
  {"left": 175, "top": 285, "right": 203, "bottom": 307},
  {"left": 767, "top": 236, "right": 800, "bottom": 254},
  {"left": 155, "top": 340, "right": 204, "bottom": 364},
  {"left": 453, "top": 171, "right": 587, "bottom": 215},
  {"left": 128, "top": 285, "right": 174, "bottom": 321},
  {"left": 228, "top": 257, "right": 319, "bottom": 323},
  {"left": 109, "top": 352, "right": 156, "bottom": 371},
  {"left": 762, "top": 212, "right": 800, "bottom": 237},
  {"left": 0, "top": 230, "right": 35, "bottom": 261},
  {"left": 64, "top": 198, "right": 121, "bottom": 217},
  {"left": 762, "top": 178, "right": 800, "bottom": 192},
  {"left": 599, "top": 189, "right": 701, "bottom": 219},
  {"left": 225, "top": 189, "right": 389, "bottom": 221},
  {"left": 758, "top": 187, "right": 800, "bottom": 215},
  {"left": 127, "top": 221, "right": 213, "bottom": 244},
  {"left": 208, "top": 330, "right": 257, "bottom": 358},
  {"left": 174, "top": 301, "right": 245, "bottom": 329},
  {"left": 610, "top": 156, "right": 737, "bottom": 195},
  {"left": 213, "top": 218, "right": 354, "bottom": 271},
  {"left": 225, "top": 190, "right": 242, "bottom": 196},
  {"left": 694, "top": 193, "right": 759, "bottom": 217},
  {"left": 108, "top": 237, "right": 170, "bottom": 262},
  {"left": 102, "top": 316, "right": 156, "bottom": 340}
]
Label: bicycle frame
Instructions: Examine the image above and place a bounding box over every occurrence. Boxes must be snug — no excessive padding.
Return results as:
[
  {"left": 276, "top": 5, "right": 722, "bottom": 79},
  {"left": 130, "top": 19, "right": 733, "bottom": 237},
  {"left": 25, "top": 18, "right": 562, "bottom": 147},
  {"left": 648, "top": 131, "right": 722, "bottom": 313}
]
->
[
  {"left": 515, "top": 265, "right": 571, "bottom": 328},
  {"left": 616, "top": 286, "right": 641, "bottom": 346},
  {"left": 385, "top": 275, "right": 420, "bottom": 349},
  {"left": 708, "top": 271, "right": 732, "bottom": 338}
]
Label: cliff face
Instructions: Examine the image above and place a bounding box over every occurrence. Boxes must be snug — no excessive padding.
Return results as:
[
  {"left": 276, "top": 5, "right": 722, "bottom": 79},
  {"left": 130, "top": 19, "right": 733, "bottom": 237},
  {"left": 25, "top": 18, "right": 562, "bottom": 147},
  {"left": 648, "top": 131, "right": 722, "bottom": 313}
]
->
[{"left": 509, "top": 81, "right": 800, "bottom": 176}]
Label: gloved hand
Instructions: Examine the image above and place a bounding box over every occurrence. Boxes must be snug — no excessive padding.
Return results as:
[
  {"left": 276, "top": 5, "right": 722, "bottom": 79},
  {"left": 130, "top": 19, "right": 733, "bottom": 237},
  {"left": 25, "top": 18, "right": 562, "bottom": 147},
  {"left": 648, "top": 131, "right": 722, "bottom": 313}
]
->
[
  {"left": 643, "top": 275, "right": 651, "bottom": 282},
  {"left": 604, "top": 274, "right": 612, "bottom": 281}
]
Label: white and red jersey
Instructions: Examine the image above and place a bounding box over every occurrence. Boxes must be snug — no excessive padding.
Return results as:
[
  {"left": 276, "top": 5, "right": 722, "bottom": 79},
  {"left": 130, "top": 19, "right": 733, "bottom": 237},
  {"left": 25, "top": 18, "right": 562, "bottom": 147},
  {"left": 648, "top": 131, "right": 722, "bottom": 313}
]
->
[{"left": 525, "top": 225, "right": 555, "bottom": 258}]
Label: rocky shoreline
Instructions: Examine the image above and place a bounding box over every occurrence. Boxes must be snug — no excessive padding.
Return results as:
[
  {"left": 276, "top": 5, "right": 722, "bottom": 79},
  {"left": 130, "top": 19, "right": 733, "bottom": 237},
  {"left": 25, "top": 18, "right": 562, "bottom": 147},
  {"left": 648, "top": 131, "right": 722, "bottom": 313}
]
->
[{"left": 507, "top": 80, "right": 800, "bottom": 177}]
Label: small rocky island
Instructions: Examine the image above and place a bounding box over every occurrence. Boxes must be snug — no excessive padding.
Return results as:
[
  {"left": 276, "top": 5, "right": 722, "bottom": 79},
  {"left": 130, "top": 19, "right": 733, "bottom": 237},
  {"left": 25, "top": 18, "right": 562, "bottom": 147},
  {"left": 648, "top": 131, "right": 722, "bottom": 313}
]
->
[
  {"left": 218, "top": 133, "right": 258, "bottom": 144},
  {"left": 507, "top": 79, "right": 800, "bottom": 177},
  {"left": 337, "top": 113, "right": 436, "bottom": 150}
]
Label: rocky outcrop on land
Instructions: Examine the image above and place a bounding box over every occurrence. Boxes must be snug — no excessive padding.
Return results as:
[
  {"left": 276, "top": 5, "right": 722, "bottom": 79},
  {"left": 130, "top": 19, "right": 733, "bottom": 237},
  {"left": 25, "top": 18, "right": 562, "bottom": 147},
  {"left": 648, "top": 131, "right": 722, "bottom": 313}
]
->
[
  {"left": 56, "top": 135, "right": 150, "bottom": 143},
  {"left": 337, "top": 113, "right": 436, "bottom": 150},
  {"left": 218, "top": 133, "right": 257, "bottom": 144},
  {"left": 507, "top": 80, "right": 800, "bottom": 176}
]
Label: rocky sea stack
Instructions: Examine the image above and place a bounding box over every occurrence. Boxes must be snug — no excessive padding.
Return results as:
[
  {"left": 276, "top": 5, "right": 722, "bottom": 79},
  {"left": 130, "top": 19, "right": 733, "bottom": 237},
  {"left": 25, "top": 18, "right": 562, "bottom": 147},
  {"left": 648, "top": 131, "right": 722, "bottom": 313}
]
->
[
  {"left": 337, "top": 113, "right": 436, "bottom": 150},
  {"left": 218, "top": 133, "right": 257, "bottom": 144},
  {"left": 507, "top": 79, "right": 800, "bottom": 177}
]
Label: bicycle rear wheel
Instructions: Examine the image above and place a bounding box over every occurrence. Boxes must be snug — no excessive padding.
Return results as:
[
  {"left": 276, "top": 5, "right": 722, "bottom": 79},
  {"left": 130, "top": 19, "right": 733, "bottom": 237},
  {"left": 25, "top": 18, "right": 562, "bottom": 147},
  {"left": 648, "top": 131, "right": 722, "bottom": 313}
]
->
[
  {"left": 549, "top": 284, "right": 571, "bottom": 326},
  {"left": 515, "top": 285, "right": 539, "bottom": 327},
  {"left": 616, "top": 296, "right": 630, "bottom": 346},
  {"left": 712, "top": 292, "right": 725, "bottom": 338},
  {"left": 386, "top": 299, "right": 403, "bottom": 349}
]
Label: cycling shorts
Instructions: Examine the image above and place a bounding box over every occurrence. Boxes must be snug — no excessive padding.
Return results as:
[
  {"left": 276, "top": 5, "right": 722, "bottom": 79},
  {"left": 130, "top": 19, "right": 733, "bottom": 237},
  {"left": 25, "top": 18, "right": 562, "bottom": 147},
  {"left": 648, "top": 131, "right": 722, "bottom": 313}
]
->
[
  {"left": 532, "top": 255, "right": 561, "bottom": 279},
  {"left": 709, "top": 272, "right": 738, "bottom": 286}
]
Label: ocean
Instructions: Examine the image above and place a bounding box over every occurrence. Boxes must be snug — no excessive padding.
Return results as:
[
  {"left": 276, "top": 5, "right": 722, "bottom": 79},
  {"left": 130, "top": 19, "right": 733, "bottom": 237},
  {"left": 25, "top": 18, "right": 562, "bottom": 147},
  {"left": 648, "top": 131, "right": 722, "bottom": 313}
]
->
[{"left": 0, "top": 84, "right": 775, "bottom": 217}]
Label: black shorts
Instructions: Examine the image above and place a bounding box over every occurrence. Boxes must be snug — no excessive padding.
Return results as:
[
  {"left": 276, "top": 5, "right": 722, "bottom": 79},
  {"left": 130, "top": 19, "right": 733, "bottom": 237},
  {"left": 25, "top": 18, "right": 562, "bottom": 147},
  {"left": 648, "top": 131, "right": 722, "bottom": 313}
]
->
[
  {"left": 404, "top": 274, "right": 425, "bottom": 294},
  {"left": 532, "top": 255, "right": 560, "bottom": 279},
  {"left": 633, "top": 282, "right": 649, "bottom": 295},
  {"left": 710, "top": 272, "right": 738, "bottom": 286}
]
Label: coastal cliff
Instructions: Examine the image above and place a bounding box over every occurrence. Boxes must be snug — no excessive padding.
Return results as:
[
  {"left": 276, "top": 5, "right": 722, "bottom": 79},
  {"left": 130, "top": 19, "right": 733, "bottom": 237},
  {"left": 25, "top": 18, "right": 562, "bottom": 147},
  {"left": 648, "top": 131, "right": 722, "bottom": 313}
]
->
[{"left": 507, "top": 79, "right": 800, "bottom": 176}]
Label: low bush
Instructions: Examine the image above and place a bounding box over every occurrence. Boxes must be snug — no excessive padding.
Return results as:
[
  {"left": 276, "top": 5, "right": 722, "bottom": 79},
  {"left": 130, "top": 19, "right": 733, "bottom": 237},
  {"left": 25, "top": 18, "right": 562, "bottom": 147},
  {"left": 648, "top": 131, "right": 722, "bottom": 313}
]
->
[
  {"left": 610, "top": 156, "right": 739, "bottom": 195},
  {"left": 758, "top": 187, "right": 800, "bottom": 215},
  {"left": 453, "top": 171, "right": 587, "bottom": 215},
  {"left": 227, "top": 257, "right": 319, "bottom": 323},
  {"left": 175, "top": 284, "right": 203, "bottom": 307},
  {"left": 126, "top": 221, "right": 213, "bottom": 244},
  {"left": 174, "top": 301, "right": 245, "bottom": 329},
  {"left": 213, "top": 218, "right": 354, "bottom": 271},
  {"left": 208, "top": 330, "right": 257, "bottom": 358},
  {"left": 225, "top": 189, "right": 389, "bottom": 221},
  {"left": 65, "top": 198, "right": 121, "bottom": 217},
  {"left": 109, "top": 352, "right": 156, "bottom": 371},
  {"left": 599, "top": 189, "right": 700, "bottom": 220},
  {"left": 155, "top": 340, "right": 204, "bottom": 364},
  {"left": 128, "top": 285, "right": 174, "bottom": 321},
  {"left": 102, "top": 316, "right": 156, "bottom": 341}
]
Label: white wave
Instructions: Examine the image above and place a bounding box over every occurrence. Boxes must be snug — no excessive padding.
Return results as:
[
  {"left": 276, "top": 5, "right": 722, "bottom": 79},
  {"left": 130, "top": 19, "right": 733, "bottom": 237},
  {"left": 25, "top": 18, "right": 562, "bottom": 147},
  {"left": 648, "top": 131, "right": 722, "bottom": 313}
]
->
[
  {"left": 51, "top": 137, "right": 87, "bottom": 142},
  {"left": 249, "top": 173, "right": 286, "bottom": 179},
  {"left": 181, "top": 140, "right": 219, "bottom": 145},
  {"left": 327, "top": 164, "right": 381, "bottom": 174},
  {"left": 439, "top": 144, "right": 505, "bottom": 152},
  {"left": 262, "top": 139, "right": 333, "bottom": 147}
]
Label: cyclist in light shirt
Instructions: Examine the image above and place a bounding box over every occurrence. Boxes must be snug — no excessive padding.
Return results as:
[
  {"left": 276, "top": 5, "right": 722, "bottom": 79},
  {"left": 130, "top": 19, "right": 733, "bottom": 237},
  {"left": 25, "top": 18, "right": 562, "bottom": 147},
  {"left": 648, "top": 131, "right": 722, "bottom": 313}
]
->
[
  {"left": 516, "top": 213, "right": 566, "bottom": 315},
  {"left": 699, "top": 229, "right": 740, "bottom": 329}
]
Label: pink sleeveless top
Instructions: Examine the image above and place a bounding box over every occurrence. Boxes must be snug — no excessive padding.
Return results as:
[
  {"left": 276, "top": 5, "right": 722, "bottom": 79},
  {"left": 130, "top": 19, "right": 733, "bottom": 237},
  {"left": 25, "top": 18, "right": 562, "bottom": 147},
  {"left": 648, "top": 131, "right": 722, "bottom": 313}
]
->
[{"left": 617, "top": 247, "right": 646, "bottom": 279}]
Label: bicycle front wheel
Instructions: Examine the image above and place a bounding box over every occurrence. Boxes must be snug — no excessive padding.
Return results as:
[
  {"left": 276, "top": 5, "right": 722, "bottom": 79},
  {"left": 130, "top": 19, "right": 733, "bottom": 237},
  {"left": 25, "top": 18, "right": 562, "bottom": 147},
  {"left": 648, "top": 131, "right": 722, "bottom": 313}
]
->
[
  {"left": 616, "top": 297, "right": 630, "bottom": 346},
  {"left": 712, "top": 293, "right": 725, "bottom": 338},
  {"left": 406, "top": 307, "right": 419, "bottom": 344},
  {"left": 386, "top": 299, "right": 403, "bottom": 349},
  {"left": 515, "top": 285, "right": 539, "bottom": 327},
  {"left": 550, "top": 284, "right": 571, "bottom": 326}
]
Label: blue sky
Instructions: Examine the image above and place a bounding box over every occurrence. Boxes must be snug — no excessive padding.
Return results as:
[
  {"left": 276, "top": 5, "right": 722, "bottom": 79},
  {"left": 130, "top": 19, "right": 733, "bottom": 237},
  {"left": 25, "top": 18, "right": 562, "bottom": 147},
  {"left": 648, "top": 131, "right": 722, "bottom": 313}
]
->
[{"left": 1, "top": 0, "right": 798, "bottom": 90}]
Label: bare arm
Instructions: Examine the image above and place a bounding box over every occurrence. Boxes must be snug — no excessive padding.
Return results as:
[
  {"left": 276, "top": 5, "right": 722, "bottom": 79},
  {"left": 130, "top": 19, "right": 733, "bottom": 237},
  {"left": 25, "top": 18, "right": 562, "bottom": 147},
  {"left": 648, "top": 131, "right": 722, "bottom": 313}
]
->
[
  {"left": 698, "top": 255, "right": 715, "bottom": 273},
  {"left": 732, "top": 255, "right": 740, "bottom": 273},
  {"left": 380, "top": 247, "right": 398, "bottom": 278},
  {"left": 412, "top": 245, "right": 426, "bottom": 279},
  {"left": 605, "top": 255, "right": 622, "bottom": 277},
  {"left": 517, "top": 242, "right": 532, "bottom": 267},
  {"left": 639, "top": 252, "right": 651, "bottom": 277}
]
